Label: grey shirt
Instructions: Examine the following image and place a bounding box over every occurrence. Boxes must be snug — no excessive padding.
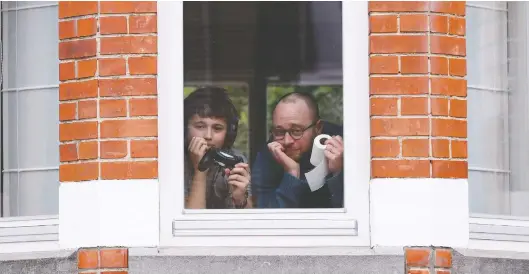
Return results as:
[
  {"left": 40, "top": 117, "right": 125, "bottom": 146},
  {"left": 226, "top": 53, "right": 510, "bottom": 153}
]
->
[{"left": 184, "top": 149, "right": 251, "bottom": 209}]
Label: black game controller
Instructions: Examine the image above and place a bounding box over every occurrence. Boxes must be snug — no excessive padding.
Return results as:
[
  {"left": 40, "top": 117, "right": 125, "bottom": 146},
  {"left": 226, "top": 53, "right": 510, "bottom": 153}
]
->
[{"left": 197, "top": 148, "right": 244, "bottom": 172}]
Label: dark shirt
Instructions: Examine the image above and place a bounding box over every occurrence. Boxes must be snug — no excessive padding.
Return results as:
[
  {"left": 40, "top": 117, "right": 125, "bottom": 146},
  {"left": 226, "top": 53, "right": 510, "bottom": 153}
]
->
[{"left": 251, "top": 121, "right": 344, "bottom": 208}]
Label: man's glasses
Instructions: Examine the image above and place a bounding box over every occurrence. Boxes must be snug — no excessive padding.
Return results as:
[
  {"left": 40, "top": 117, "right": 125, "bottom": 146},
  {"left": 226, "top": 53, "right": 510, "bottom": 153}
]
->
[{"left": 270, "top": 122, "right": 316, "bottom": 140}]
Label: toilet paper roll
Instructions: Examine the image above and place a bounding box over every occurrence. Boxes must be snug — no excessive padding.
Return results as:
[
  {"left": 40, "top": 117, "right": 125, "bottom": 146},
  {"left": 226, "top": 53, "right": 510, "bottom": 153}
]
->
[{"left": 305, "top": 134, "right": 331, "bottom": 192}]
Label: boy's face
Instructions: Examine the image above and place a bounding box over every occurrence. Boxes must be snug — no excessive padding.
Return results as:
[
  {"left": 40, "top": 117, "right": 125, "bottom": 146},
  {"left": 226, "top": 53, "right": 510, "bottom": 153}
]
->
[{"left": 187, "top": 114, "right": 228, "bottom": 149}]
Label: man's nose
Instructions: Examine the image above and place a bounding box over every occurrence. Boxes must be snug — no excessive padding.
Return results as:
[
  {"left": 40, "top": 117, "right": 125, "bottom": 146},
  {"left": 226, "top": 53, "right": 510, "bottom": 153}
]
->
[{"left": 283, "top": 132, "right": 294, "bottom": 145}]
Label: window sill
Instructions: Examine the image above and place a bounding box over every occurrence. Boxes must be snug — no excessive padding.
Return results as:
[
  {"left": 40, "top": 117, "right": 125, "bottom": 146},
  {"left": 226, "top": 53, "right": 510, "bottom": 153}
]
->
[{"left": 0, "top": 215, "right": 75, "bottom": 261}]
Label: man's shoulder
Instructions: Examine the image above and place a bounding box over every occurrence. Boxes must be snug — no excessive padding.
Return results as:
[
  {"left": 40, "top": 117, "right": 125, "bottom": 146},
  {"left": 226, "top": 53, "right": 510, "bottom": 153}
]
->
[{"left": 321, "top": 120, "right": 343, "bottom": 136}]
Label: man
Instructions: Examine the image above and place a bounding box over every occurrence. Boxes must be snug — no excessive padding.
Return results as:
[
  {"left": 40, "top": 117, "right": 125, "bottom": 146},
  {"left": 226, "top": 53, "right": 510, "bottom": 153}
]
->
[{"left": 251, "top": 92, "right": 344, "bottom": 208}]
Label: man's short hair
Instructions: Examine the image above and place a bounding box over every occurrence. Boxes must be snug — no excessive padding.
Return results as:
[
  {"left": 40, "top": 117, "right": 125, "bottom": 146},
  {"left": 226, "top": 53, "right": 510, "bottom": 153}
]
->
[{"left": 271, "top": 91, "right": 320, "bottom": 122}]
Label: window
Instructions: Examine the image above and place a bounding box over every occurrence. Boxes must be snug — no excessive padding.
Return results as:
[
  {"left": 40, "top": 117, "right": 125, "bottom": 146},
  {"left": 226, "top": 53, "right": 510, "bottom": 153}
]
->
[
  {"left": 159, "top": 0, "right": 370, "bottom": 247},
  {"left": 0, "top": 1, "right": 59, "bottom": 249},
  {"left": 467, "top": 1, "right": 529, "bottom": 245}
]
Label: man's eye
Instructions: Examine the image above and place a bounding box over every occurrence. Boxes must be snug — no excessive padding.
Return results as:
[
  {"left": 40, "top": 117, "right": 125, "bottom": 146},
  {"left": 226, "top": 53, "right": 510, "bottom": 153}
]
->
[{"left": 273, "top": 130, "right": 285, "bottom": 136}]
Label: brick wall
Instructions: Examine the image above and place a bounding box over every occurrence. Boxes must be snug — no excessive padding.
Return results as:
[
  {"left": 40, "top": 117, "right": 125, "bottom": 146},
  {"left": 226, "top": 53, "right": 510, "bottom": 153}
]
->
[
  {"left": 58, "top": 1, "right": 158, "bottom": 272},
  {"left": 58, "top": 1, "right": 158, "bottom": 183},
  {"left": 369, "top": 1, "right": 467, "bottom": 180}
]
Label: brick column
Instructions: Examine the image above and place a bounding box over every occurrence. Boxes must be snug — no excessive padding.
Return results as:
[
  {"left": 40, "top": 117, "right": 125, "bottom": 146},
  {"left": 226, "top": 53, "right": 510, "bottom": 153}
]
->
[
  {"left": 58, "top": 1, "right": 158, "bottom": 273},
  {"left": 369, "top": 2, "right": 466, "bottom": 273}
]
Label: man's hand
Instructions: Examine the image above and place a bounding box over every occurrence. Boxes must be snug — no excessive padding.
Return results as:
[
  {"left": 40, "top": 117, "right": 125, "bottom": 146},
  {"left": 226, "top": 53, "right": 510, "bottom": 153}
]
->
[
  {"left": 225, "top": 163, "right": 250, "bottom": 205},
  {"left": 188, "top": 137, "right": 208, "bottom": 172},
  {"left": 268, "top": 141, "right": 300, "bottom": 178},
  {"left": 324, "top": 135, "right": 344, "bottom": 174}
]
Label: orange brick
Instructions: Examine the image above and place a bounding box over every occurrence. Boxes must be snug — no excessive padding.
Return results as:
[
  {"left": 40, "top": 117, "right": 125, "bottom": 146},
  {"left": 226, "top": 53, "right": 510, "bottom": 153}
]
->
[
  {"left": 430, "top": 14, "right": 448, "bottom": 33},
  {"left": 401, "top": 97, "right": 428, "bottom": 115},
  {"left": 370, "top": 15, "right": 398, "bottom": 33},
  {"left": 432, "top": 160, "right": 468, "bottom": 178},
  {"left": 79, "top": 141, "right": 98, "bottom": 160},
  {"left": 129, "top": 56, "right": 157, "bottom": 75},
  {"left": 406, "top": 248, "right": 431, "bottom": 267},
  {"left": 100, "top": 36, "right": 157, "bottom": 55},
  {"left": 449, "top": 16, "right": 466, "bottom": 35},
  {"left": 101, "top": 141, "right": 128, "bottom": 159},
  {"left": 59, "top": 20, "right": 76, "bottom": 40},
  {"left": 371, "top": 139, "right": 400, "bottom": 158},
  {"left": 60, "top": 143, "right": 78, "bottom": 162},
  {"left": 370, "top": 98, "right": 398, "bottom": 116},
  {"left": 400, "top": 14, "right": 428, "bottom": 32},
  {"left": 369, "top": 1, "right": 429, "bottom": 12},
  {"left": 430, "top": 1, "right": 466, "bottom": 16},
  {"left": 130, "top": 15, "right": 157, "bottom": 34},
  {"left": 78, "top": 100, "right": 97, "bottom": 119},
  {"left": 60, "top": 62, "right": 76, "bottom": 81},
  {"left": 99, "top": 78, "right": 157, "bottom": 97},
  {"left": 450, "top": 99, "right": 467, "bottom": 118},
  {"left": 431, "top": 78, "right": 467, "bottom": 97},
  {"left": 77, "top": 248, "right": 99, "bottom": 269},
  {"left": 371, "top": 118, "right": 429, "bottom": 136},
  {"left": 59, "top": 1, "right": 98, "bottom": 19},
  {"left": 59, "top": 39, "right": 97, "bottom": 60},
  {"left": 432, "top": 139, "right": 450, "bottom": 158},
  {"left": 60, "top": 162, "right": 99, "bottom": 182},
  {"left": 401, "top": 56, "right": 428, "bottom": 74},
  {"left": 130, "top": 98, "right": 158, "bottom": 116},
  {"left": 99, "top": 58, "right": 127, "bottom": 76},
  {"left": 402, "top": 138, "right": 429, "bottom": 157},
  {"left": 131, "top": 140, "right": 158, "bottom": 158},
  {"left": 60, "top": 122, "right": 98, "bottom": 141},
  {"left": 59, "top": 79, "right": 98, "bottom": 100},
  {"left": 431, "top": 97, "right": 449, "bottom": 116},
  {"left": 100, "top": 1, "right": 156, "bottom": 13},
  {"left": 431, "top": 36, "right": 466, "bottom": 56},
  {"left": 101, "top": 119, "right": 158, "bottom": 138},
  {"left": 59, "top": 102, "right": 77, "bottom": 121},
  {"left": 77, "top": 59, "right": 97, "bottom": 79},
  {"left": 432, "top": 118, "right": 467, "bottom": 138},
  {"left": 372, "top": 159, "right": 430, "bottom": 178},
  {"left": 370, "top": 77, "right": 429, "bottom": 95},
  {"left": 449, "top": 58, "right": 466, "bottom": 77},
  {"left": 431, "top": 56, "right": 449, "bottom": 75},
  {"left": 100, "top": 99, "right": 127, "bottom": 118},
  {"left": 370, "top": 35, "right": 428, "bottom": 54},
  {"left": 370, "top": 56, "right": 399, "bottom": 74},
  {"left": 100, "top": 16, "right": 128, "bottom": 35},
  {"left": 77, "top": 18, "right": 97, "bottom": 37},
  {"left": 435, "top": 248, "right": 452, "bottom": 268},
  {"left": 452, "top": 140, "right": 467, "bottom": 158}
]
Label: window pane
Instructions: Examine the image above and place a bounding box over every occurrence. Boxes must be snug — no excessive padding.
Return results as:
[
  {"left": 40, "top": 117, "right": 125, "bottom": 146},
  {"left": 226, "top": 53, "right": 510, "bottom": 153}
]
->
[
  {"left": 2, "top": 92, "right": 18, "bottom": 170},
  {"left": 18, "top": 88, "right": 59, "bottom": 168},
  {"left": 7, "top": 171, "right": 59, "bottom": 217},
  {"left": 182, "top": 1, "right": 345, "bottom": 209}
]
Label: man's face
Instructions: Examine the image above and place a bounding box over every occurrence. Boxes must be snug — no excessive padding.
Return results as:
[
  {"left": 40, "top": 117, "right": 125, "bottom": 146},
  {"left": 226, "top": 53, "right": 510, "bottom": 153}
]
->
[
  {"left": 187, "top": 114, "right": 228, "bottom": 149},
  {"left": 271, "top": 100, "right": 321, "bottom": 162}
]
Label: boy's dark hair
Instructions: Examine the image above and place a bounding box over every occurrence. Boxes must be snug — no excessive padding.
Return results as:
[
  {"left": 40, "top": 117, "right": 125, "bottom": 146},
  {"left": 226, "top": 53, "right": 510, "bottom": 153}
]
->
[
  {"left": 271, "top": 91, "right": 320, "bottom": 122},
  {"left": 184, "top": 86, "right": 240, "bottom": 149}
]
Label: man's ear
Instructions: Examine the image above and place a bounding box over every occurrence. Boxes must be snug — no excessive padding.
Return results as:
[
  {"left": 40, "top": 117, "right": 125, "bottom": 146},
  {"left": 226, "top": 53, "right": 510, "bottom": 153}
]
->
[{"left": 315, "top": 119, "right": 323, "bottom": 135}]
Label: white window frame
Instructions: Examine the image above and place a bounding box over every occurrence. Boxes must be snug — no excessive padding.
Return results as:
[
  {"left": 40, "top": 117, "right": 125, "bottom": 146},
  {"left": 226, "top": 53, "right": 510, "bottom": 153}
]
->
[
  {"left": 461, "top": 1, "right": 529, "bottom": 257},
  {"left": 0, "top": 1, "right": 62, "bottom": 257},
  {"left": 158, "top": 1, "right": 371, "bottom": 249}
]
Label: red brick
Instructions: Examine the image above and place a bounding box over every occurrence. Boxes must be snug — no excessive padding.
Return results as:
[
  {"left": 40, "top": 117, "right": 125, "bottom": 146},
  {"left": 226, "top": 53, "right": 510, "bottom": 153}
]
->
[
  {"left": 432, "top": 160, "right": 468, "bottom": 178},
  {"left": 77, "top": 248, "right": 99, "bottom": 269},
  {"left": 100, "top": 99, "right": 127, "bottom": 118},
  {"left": 60, "top": 62, "right": 75, "bottom": 81},
  {"left": 430, "top": 1, "right": 466, "bottom": 16},
  {"left": 77, "top": 18, "right": 97, "bottom": 37},
  {"left": 430, "top": 15, "right": 448, "bottom": 33},
  {"left": 369, "top": 1, "right": 429, "bottom": 12},
  {"left": 401, "top": 97, "right": 428, "bottom": 115},
  {"left": 370, "top": 35, "right": 428, "bottom": 54},
  {"left": 452, "top": 140, "right": 467, "bottom": 158},
  {"left": 60, "top": 122, "right": 98, "bottom": 141},
  {"left": 59, "top": 20, "right": 76, "bottom": 40},
  {"left": 431, "top": 97, "right": 449, "bottom": 116},
  {"left": 129, "top": 57, "right": 157, "bottom": 75},
  {"left": 406, "top": 248, "right": 431, "bottom": 267},
  {"left": 370, "top": 56, "right": 399, "bottom": 74},
  {"left": 370, "top": 98, "right": 398, "bottom": 116},
  {"left": 100, "top": 16, "right": 128, "bottom": 35},
  {"left": 99, "top": 58, "right": 127, "bottom": 76},
  {"left": 432, "top": 118, "right": 467, "bottom": 138},
  {"left": 78, "top": 100, "right": 97, "bottom": 119},
  {"left": 400, "top": 14, "right": 428, "bottom": 32},
  {"left": 100, "top": 36, "right": 157, "bottom": 55},
  {"left": 60, "top": 143, "right": 78, "bottom": 162},
  {"left": 402, "top": 138, "right": 429, "bottom": 157},
  {"left": 101, "top": 161, "right": 158, "bottom": 179},
  {"left": 449, "top": 58, "right": 466, "bottom": 77},
  {"left": 431, "top": 78, "right": 467, "bottom": 97},
  {"left": 431, "top": 36, "right": 466, "bottom": 56},
  {"left": 101, "top": 141, "right": 128, "bottom": 159},
  {"left": 59, "top": 39, "right": 97, "bottom": 60},
  {"left": 100, "top": 1, "right": 156, "bottom": 14},
  {"left": 59, "top": 1, "right": 98, "bottom": 19},
  {"left": 370, "top": 77, "right": 429, "bottom": 95},
  {"left": 371, "top": 118, "right": 429, "bottom": 136},
  {"left": 77, "top": 59, "right": 97, "bottom": 79},
  {"left": 59, "top": 103, "right": 77, "bottom": 121},
  {"left": 130, "top": 15, "right": 157, "bottom": 34},
  {"left": 432, "top": 139, "right": 450, "bottom": 158},
  {"left": 370, "top": 15, "right": 398, "bottom": 33},
  {"left": 131, "top": 140, "right": 158, "bottom": 158},
  {"left": 372, "top": 160, "right": 430, "bottom": 178},
  {"left": 101, "top": 119, "right": 158, "bottom": 138},
  {"left": 435, "top": 249, "right": 453, "bottom": 268},
  {"left": 79, "top": 141, "right": 98, "bottom": 160},
  {"left": 60, "top": 162, "right": 99, "bottom": 182},
  {"left": 401, "top": 56, "right": 428, "bottom": 74},
  {"left": 449, "top": 16, "right": 466, "bottom": 36},
  {"left": 130, "top": 98, "right": 157, "bottom": 116},
  {"left": 371, "top": 139, "right": 400, "bottom": 158},
  {"left": 99, "top": 78, "right": 157, "bottom": 97},
  {"left": 431, "top": 56, "right": 449, "bottom": 75},
  {"left": 450, "top": 99, "right": 467, "bottom": 118}
]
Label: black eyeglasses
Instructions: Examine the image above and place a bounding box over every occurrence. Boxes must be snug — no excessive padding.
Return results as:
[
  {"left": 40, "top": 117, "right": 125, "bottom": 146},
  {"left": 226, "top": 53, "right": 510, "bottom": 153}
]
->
[{"left": 270, "top": 122, "right": 316, "bottom": 140}]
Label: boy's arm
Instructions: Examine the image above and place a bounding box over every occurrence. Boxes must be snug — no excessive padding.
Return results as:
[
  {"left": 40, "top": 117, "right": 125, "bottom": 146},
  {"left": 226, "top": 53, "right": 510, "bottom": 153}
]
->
[{"left": 325, "top": 171, "right": 344, "bottom": 208}]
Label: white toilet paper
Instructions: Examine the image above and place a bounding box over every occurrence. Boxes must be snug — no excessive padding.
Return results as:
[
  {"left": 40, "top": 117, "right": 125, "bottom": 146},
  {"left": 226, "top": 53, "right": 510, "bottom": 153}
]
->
[{"left": 305, "top": 134, "right": 331, "bottom": 192}]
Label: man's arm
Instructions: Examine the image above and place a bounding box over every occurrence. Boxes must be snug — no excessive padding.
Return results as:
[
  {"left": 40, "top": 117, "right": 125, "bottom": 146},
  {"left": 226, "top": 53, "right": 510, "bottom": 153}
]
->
[{"left": 251, "top": 150, "right": 308, "bottom": 208}]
